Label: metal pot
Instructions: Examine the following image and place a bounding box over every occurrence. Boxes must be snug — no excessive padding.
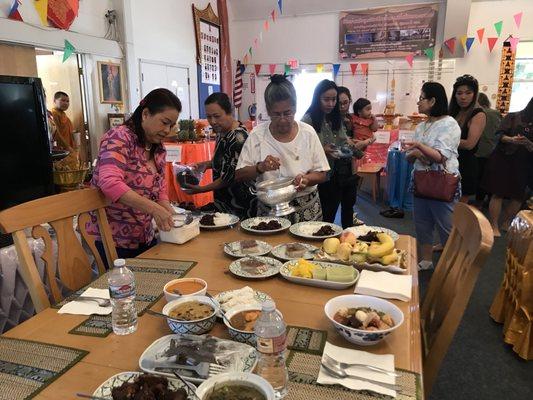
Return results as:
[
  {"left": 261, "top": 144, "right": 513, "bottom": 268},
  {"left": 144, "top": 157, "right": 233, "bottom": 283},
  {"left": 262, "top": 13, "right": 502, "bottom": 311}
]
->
[{"left": 255, "top": 177, "right": 297, "bottom": 216}]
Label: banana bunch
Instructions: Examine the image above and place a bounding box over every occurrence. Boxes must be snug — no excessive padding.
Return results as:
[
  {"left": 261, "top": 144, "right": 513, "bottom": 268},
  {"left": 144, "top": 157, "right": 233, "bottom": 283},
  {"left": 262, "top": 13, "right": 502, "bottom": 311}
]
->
[{"left": 367, "top": 233, "right": 398, "bottom": 265}]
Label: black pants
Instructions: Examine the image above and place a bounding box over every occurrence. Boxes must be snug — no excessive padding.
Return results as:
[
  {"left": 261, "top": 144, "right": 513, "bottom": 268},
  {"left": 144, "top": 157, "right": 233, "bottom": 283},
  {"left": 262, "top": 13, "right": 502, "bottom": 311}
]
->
[
  {"left": 318, "top": 175, "right": 358, "bottom": 228},
  {"left": 95, "top": 238, "right": 158, "bottom": 270},
  {"left": 475, "top": 157, "right": 490, "bottom": 203}
]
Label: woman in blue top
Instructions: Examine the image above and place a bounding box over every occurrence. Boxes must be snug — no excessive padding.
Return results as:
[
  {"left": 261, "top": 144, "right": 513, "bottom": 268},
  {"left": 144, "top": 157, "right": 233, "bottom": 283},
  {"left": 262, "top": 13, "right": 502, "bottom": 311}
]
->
[{"left": 404, "top": 82, "right": 461, "bottom": 271}]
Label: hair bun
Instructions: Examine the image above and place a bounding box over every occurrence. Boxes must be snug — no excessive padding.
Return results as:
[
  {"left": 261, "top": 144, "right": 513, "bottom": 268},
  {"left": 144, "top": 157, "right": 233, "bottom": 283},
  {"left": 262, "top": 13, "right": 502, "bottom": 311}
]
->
[{"left": 269, "top": 74, "right": 288, "bottom": 84}]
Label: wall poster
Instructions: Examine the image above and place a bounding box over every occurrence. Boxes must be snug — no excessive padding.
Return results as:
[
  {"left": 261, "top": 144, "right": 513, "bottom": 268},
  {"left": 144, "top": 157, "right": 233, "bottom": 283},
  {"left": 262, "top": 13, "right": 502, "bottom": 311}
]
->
[
  {"left": 339, "top": 4, "right": 438, "bottom": 59},
  {"left": 199, "top": 20, "right": 220, "bottom": 85}
]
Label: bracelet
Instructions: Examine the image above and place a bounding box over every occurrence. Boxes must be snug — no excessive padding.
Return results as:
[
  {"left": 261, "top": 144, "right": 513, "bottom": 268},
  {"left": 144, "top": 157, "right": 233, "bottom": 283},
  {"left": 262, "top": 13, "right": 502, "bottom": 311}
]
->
[{"left": 255, "top": 162, "right": 264, "bottom": 175}]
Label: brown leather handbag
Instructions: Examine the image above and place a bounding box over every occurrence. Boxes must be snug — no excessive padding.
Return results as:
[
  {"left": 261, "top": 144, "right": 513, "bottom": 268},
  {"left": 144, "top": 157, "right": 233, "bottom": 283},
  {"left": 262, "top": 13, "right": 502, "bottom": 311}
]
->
[{"left": 413, "top": 165, "right": 459, "bottom": 202}]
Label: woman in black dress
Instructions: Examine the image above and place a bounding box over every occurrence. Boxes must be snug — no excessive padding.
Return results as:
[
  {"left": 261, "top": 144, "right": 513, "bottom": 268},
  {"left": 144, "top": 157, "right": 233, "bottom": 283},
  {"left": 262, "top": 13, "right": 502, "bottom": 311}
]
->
[
  {"left": 449, "top": 75, "right": 486, "bottom": 203},
  {"left": 483, "top": 97, "right": 533, "bottom": 236},
  {"left": 183, "top": 92, "right": 256, "bottom": 218}
]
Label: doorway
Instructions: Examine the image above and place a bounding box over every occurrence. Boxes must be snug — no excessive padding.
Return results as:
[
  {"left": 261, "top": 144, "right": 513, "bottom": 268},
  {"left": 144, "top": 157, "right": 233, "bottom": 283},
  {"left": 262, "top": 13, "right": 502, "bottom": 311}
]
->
[{"left": 140, "top": 60, "right": 192, "bottom": 119}]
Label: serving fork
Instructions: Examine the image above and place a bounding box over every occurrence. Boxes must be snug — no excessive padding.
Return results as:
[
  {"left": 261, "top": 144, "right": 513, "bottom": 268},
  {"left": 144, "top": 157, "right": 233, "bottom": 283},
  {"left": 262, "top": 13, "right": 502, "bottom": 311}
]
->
[
  {"left": 322, "top": 354, "right": 399, "bottom": 377},
  {"left": 154, "top": 361, "right": 226, "bottom": 378}
]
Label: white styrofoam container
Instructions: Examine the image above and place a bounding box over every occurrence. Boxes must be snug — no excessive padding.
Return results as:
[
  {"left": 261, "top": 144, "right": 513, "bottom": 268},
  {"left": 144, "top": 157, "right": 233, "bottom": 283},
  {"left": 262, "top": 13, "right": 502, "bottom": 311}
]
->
[{"left": 159, "top": 219, "right": 200, "bottom": 244}]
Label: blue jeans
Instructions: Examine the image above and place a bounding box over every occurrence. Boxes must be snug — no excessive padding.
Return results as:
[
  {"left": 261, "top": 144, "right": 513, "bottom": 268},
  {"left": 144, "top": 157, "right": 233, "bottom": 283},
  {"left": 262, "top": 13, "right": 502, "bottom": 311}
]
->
[
  {"left": 95, "top": 238, "right": 157, "bottom": 270},
  {"left": 413, "top": 196, "right": 455, "bottom": 246}
]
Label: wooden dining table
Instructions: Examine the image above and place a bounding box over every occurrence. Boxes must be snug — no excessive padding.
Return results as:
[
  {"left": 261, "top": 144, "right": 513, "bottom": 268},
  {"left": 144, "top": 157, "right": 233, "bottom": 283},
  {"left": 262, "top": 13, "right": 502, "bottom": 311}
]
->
[{"left": 3, "top": 226, "right": 423, "bottom": 399}]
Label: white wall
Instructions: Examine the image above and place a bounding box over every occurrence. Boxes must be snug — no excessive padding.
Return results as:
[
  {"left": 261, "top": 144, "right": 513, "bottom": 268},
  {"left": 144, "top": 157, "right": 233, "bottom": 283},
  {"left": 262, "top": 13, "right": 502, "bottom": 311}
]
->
[{"left": 125, "top": 0, "right": 217, "bottom": 119}]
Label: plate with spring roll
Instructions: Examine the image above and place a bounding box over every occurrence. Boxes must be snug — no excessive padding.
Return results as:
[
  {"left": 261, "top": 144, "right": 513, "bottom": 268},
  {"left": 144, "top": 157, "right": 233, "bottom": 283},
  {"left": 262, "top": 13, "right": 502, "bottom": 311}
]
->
[{"left": 280, "top": 259, "right": 360, "bottom": 289}]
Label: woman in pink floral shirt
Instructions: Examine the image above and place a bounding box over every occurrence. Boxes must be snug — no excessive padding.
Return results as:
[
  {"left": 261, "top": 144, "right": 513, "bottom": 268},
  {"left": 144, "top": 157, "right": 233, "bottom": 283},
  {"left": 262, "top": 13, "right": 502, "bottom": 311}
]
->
[{"left": 88, "top": 88, "right": 181, "bottom": 261}]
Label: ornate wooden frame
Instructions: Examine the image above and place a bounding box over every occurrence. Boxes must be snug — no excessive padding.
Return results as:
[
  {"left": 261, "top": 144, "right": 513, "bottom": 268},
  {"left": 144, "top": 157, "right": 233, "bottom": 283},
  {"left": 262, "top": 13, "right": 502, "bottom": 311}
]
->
[{"left": 192, "top": 3, "right": 220, "bottom": 65}]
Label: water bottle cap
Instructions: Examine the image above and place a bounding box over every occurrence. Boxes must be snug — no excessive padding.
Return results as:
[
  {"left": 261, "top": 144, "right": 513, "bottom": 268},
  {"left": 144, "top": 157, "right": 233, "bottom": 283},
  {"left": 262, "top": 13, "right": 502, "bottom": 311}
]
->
[
  {"left": 113, "top": 259, "right": 126, "bottom": 268},
  {"left": 262, "top": 300, "right": 276, "bottom": 312}
]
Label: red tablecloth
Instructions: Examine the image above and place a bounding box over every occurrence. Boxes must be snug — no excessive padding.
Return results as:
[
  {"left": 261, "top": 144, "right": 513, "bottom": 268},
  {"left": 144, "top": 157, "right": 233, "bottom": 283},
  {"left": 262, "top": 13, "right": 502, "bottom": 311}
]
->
[{"left": 164, "top": 141, "right": 216, "bottom": 207}]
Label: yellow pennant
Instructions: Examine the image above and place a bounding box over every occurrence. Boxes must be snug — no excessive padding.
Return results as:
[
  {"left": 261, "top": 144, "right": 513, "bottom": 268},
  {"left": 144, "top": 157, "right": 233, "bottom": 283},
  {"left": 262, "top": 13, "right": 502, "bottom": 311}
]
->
[
  {"left": 316, "top": 64, "right": 324, "bottom": 73},
  {"left": 34, "top": 0, "right": 49, "bottom": 26},
  {"left": 460, "top": 35, "right": 468, "bottom": 50}
]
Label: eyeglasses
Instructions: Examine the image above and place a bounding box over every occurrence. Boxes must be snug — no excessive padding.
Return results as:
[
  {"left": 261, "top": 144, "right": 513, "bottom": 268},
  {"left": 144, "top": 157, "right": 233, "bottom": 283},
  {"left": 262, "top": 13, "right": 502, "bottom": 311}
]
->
[
  {"left": 418, "top": 96, "right": 428, "bottom": 101},
  {"left": 270, "top": 110, "right": 295, "bottom": 121}
]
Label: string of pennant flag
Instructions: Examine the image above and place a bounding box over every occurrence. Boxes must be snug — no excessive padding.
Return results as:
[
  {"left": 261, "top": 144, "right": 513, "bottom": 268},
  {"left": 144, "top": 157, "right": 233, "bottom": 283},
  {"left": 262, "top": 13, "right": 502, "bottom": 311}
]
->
[{"left": 404, "top": 11, "right": 524, "bottom": 68}]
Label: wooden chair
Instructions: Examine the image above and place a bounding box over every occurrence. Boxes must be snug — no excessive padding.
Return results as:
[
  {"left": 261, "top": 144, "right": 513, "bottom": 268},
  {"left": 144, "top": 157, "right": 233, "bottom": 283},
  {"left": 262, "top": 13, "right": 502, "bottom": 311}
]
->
[
  {"left": 0, "top": 188, "right": 117, "bottom": 313},
  {"left": 356, "top": 163, "right": 383, "bottom": 202},
  {"left": 420, "top": 202, "right": 494, "bottom": 396}
]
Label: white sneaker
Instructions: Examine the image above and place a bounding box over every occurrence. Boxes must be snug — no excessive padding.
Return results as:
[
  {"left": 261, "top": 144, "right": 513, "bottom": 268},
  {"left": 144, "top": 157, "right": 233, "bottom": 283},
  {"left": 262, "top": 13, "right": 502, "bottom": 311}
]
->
[{"left": 418, "top": 260, "right": 434, "bottom": 271}]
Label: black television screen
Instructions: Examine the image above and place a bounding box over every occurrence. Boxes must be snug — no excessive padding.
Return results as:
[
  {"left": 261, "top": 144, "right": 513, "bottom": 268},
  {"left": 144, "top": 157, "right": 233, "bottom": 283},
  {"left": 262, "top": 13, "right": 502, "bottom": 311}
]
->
[{"left": 0, "top": 76, "right": 53, "bottom": 211}]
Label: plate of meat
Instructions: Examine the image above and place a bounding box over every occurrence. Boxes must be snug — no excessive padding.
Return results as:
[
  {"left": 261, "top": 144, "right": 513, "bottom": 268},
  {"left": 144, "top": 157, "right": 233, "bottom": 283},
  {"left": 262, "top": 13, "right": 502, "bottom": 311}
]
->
[
  {"left": 228, "top": 256, "right": 282, "bottom": 279},
  {"left": 240, "top": 217, "right": 291, "bottom": 234},
  {"left": 289, "top": 221, "right": 343, "bottom": 240}
]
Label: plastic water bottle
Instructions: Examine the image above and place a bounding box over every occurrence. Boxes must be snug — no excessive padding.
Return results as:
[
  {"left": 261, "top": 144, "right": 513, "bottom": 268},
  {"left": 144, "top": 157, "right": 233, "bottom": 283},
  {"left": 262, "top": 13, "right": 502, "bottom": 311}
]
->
[
  {"left": 254, "top": 300, "right": 288, "bottom": 399},
  {"left": 108, "top": 259, "right": 137, "bottom": 335}
]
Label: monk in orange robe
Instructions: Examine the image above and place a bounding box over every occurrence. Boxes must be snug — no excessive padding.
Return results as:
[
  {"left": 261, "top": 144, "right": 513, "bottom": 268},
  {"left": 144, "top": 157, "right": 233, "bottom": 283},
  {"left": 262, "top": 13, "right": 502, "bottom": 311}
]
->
[{"left": 51, "top": 91, "right": 75, "bottom": 152}]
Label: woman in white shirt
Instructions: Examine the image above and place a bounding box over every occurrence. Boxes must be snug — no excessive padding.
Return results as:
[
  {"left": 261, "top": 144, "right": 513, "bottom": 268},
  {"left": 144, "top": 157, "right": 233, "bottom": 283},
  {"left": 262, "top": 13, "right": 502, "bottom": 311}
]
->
[{"left": 236, "top": 75, "right": 330, "bottom": 222}]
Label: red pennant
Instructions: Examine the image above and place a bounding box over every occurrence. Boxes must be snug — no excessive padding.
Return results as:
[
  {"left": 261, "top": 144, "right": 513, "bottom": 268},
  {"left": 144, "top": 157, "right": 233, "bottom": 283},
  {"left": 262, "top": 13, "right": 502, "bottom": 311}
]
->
[
  {"left": 254, "top": 64, "right": 262, "bottom": 75},
  {"left": 487, "top": 37, "right": 498, "bottom": 52},
  {"left": 269, "top": 64, "right": 276, "bottom": 75},
  {"left": 477, "top": 28, "right": 485, "bottom": 43},
  {"left": 264, "top": 20, "right": 269, "bottom": 31},
  {"left": 350, "top": 63, "right": 358, "bottom": 75},
  {"left": 405, "top": 54, "right": 414, "bottom": 68},
  {"left": 8, "top": 0, "right": 23, "bottom": 21},
  {"left": 361, "top": 63, "right": 369, "bottom": 76},
  {"left": 444, "top": 37, "right": 456, "bottom": 54},
  {"left": 271, "top": 9, "right": 276, "bottom": 22}
]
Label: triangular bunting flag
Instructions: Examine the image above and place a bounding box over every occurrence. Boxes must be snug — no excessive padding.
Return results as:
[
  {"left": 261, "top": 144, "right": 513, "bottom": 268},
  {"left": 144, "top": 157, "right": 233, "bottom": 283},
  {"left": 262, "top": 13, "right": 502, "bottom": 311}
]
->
[
  {"left": 460, "top": 35, "right": 468, "bottom": 50},
  {"left": 350, "top": 63, "right": 358, "bottom": 75},
  {"left": 278, "top": 0, "right": 283, "bottom": 14},
  {"left": 444, "top": 37, "right": 456, "bottom": 54},
  {"left": 405, "top": 54, "right": 414, "bottom": 68},
  {"left": 271, "top": 9, "right": 276, "bottom": 22},
  {"left": 361, "top": 63, "right": 369, "bottom": 76},
  {"left": 269, "top": 64, "right": 276, "bottom": 75},
  {"left": 494, "top": 21, "right": 503, "bottom": 37},
  {"left": 8, "top": 0, "right": 23, "bottom": 21},
  {"left": 332, "top": 64, "right": 341, "bottom": 79},
  {"left": 254, "top": 64, "right": 262, "bottom": 75},
  {"left": 316, "top": 64, "right": 324, "bottom": 73},
  {"left": 514, "top": 12, "right": 523, "bottom": 29},
  {"left": 477, "top": 28, "right": 485, "bottom": 43},
  {"left": 34, "top": 0, "right": 49, "bottom": 26},
  {"left": 465, "top": 37, "right": 475, "bottom": 53},
  {"left": 423, "top": 47, "right": 435, "bottom": 60},
  {"left": 62, "top": 39, "right": 75, "bottom": 62},
  {"left": 243, "top": 54, "right": 249, "bottom": 64},
  {"left": 284, "top": 64, "right": 290, "bottom": 74},
  {"left": 264, "top": 20, "right": 269, "bottom": 31},
  {"left": 509, "top": 37, "right": 520, "bottom": 52},
  {"left": 259, "top": 31, "right": 263, "bottom": 43},
  {"left": 248, "top": 47, "right": 253, "bottom": 56},
  {"left": 487, "top": 37, "right": 498, "bottom": 52}
]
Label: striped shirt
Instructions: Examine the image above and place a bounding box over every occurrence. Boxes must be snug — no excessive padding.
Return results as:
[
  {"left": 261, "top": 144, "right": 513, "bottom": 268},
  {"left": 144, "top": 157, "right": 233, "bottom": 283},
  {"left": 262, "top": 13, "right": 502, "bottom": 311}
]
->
[{"left": 87, "top": 124, "right": 168, "bottom": 249}]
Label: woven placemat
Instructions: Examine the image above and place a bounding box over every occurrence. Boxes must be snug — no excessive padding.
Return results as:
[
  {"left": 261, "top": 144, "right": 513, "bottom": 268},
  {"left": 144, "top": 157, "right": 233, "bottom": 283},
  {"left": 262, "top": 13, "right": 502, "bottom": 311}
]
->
[
  {"left": 286, "top": 351, "right": 422, "bottom": 400},
  {"left": 0, "top": 337, "right": 88, "bottom": 400},
  {"left": 53, "top": 258, "right": 196, "bottom": 337},
  {"left": 286, "top": 326, "right": 327, "bottom": 355}
]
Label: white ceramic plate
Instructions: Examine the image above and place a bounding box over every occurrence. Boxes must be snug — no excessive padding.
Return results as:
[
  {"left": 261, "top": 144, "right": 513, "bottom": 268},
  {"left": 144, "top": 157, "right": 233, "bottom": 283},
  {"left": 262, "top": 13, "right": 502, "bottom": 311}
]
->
[
  {"left": 289, "top": 221, "right": 343, "bottom": 240},
  {"left": 270, "top": 242, "right": 319, "bottom": 261},
  {"left": 344, "top": 225, "right": 400, "bottom": 242},
  {"left": 240, "top": 217, "right": 291, "bottom": 234},
  {"left": 223, "top": 240, "right": 272, "bottom": 258},
  {"left": 139, "top": 334, "right": 258, "bottom": 384},
  {"left": 199, "top": 213, "right": 240, "bottom": 229},
  {"left": 229, "top": 256, "right": 282, "bottom": 279},
  {"left": 213, "top": 288, "right": 273, "bottom": 314},
  {"left": 280, "top": 260, "right": 360, "bottom": 289},
  {"left": 93, "top": 371, "right": 195, "bottom": 398},
  {"left": 314, "top": 249, "right": 408, "bottom": 274}
]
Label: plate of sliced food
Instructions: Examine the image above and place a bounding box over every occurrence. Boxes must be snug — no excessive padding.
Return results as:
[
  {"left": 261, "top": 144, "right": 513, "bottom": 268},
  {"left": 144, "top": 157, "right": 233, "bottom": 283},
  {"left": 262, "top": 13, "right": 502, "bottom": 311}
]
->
[
  {"left": 240, "top": 216, "right": 291, "bottom": 234},
  {"left": 213, "top": 286, "right": 272, "bottom": 314},
  {"left": 289, "top": 221, "right": 343, "bottom": 240},
  {"left": 280, "top": 259, "right": 359, "bottom": 289},
  {"left": 343, "top": 225, "right": 399, "bottom": 242},
  {"left": 314, "top": 231, "right": 407, "bottom": 273},
  {"left": 228, "top": 256, "right": 282, "bottom": 279},
  {"left": 223, "top": 240, "right": 272, "bottom": 258},
  {"left": 270, "top": 242, "right": 318, "bottom": 261},
  {"left": 199, "top": 212, "right": 239, "bottom": 229}
]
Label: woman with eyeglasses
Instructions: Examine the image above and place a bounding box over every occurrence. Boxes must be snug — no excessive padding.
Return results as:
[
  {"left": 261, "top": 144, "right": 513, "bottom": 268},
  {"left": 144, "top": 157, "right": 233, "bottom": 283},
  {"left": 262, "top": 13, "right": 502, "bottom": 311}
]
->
[
  {"left": 449, "top": 75, "right": 487, "bottom": 203},
  {"left": 235, "top": 75, "right": 329, "bottom": 222},
  {"left": 403, "top": 82, "right": 461, "bottom": 270},
  {"left": 302, "top": 80, "right": 359, "bottom": 228}
]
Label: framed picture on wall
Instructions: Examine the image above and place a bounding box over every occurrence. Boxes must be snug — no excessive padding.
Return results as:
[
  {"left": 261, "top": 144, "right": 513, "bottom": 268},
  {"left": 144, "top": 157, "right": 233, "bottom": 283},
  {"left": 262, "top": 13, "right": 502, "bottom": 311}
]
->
[
  {"left": 98, "top": 61, "right": 123, "bottom": 104},
  {"left": 108, "top": 113, "right": 125, "bottom": 129}
]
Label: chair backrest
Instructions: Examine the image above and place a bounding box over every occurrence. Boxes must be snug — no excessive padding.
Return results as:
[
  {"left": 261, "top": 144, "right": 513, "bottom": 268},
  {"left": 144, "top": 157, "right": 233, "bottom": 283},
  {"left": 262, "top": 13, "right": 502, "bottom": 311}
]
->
[
  {"left": 0, "top": 188, "right": 117, "bottom": 313},
  {"left": 421, "top": 202, "right": 494, "bottom": 396}
]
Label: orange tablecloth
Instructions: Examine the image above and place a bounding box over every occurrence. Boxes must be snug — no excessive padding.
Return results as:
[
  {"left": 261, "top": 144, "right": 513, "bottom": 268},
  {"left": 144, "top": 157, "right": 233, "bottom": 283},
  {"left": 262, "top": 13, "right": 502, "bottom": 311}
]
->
[{"left": 164, "top": 141, "right": 216, "bottom": 207}]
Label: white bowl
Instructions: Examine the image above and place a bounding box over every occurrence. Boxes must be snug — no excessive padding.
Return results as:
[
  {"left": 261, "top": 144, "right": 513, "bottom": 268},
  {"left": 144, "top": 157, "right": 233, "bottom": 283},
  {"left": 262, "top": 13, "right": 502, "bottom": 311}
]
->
[
  {"left": 324, "top": 294, "right": 404, "bottom": 346},
  {"left": 163, "top": 278, "right": 208, "bottom": 302},
  {"left": 162, "top": 295, "right": 218, "bottom": 335},
  {"left": 196, "top": 372, "right": 275, "bottom": 400},
  {"left": 223, "top": 305, "right": 283, "bottom": 346}
]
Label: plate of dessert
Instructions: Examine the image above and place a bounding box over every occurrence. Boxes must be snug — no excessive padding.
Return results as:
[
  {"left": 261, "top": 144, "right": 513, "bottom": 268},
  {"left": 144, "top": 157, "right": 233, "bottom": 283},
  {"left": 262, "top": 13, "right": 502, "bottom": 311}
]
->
[
  {"left": 199, "top": 212, "right": 239, "bottom": 229},
  {"left": 228, "top": 256, "right": 282, "bottom": 279},
  {"left": 280, "top": 259, "right": 360, "bottom": 290},
  {"left": 213, "top": 286, "right": 273, "bottom": 314},
  {"left": 223, "top": 240, "right": 272, "bottom": 258},
  {"left": 270, "top": 242, "right": 318, "bottom": 261},
  {"left": 289, "top": 221, "right": 343, "bottom": 240},
  {"left": 240, "top": 216, "right": 291, "bottom": 234}
]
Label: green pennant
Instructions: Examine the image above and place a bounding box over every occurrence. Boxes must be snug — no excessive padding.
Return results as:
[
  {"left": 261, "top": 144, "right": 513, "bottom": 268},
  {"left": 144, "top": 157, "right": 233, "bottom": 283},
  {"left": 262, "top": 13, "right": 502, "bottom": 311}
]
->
[
  {"left": 62, "top": 40, "right": 75, "bottom": 62},
  {"left": 423, "top": 47, "right": 435, "bottom": 61},
  {"left": 494, "top": 21, "right": 503, "bottom": 37},
  {"left": 249, "top": 46, "right": 253, "bottom": 56},
  {"left": 284, "top": 64, "right": 290, "bottom": 74}
]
